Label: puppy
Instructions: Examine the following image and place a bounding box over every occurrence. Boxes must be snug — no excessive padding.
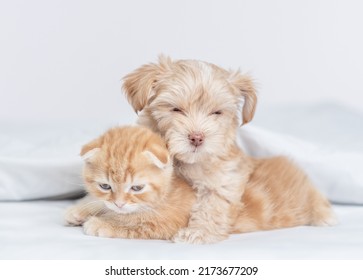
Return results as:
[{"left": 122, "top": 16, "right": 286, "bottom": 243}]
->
[{"left": 122, "top": 56, "right": 336, "bottom": 244}]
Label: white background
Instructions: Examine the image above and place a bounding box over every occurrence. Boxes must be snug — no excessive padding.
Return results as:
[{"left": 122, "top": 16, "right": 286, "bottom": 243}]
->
[{"left": 1, "top": 0, "right": 362, "bottom": 123}]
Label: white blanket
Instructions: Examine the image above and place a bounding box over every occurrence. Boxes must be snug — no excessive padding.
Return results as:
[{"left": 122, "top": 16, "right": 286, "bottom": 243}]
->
[
  {"left": 242, "top": 102, "right": 363, "bottom": 204},
  {"left": 0, "top": 121, "right": 108, "bottom": 200},
  {"left": 1, "top": 103, "right": 362, "bottom": 203},
  {"left": 238, "top": 125, "right": 363, "bottom": 204}
]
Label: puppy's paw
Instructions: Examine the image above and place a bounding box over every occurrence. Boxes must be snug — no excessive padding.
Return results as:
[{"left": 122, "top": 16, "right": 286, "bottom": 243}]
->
[
  {"left": 64, "top": 206, "right": 88, "bottom": 226},
  {"left": 83, "top": 217, "right": 114, "bottom": 238},
  {"left": 312, "top": 211, "right": 339, "bottom": 227},
  {"left": 172, "top": 228, "right": 227, "bottom": 244},
  {"left": 311, "top": 205, "right": 339, "bottom": 227}
]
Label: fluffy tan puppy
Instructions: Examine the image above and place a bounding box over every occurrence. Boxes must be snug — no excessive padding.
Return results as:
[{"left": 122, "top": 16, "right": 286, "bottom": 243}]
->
[{"left": 122, "top": 56, "right": 336, "bottom": 244}]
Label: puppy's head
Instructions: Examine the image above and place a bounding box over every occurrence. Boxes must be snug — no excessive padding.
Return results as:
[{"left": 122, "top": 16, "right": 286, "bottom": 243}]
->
[{"left": 123, "top": 56, "right": 257, "bottom": 164}]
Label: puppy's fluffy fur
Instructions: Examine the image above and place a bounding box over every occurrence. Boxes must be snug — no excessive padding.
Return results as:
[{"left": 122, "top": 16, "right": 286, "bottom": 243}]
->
[{"left": 122, "top": 56, "right": 336, "bottom": 244}]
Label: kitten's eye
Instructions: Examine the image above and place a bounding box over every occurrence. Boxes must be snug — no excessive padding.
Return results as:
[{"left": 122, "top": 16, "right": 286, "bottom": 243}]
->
[
  {"left": 212, "top": 110, "right": 222, "bottom": 115},
  {"left": 172, "top": 108, "right": 182, "bottom": 113},
  {"left": 99, "top": 184, "right": 111, "bottom": 190},
  {"left": 130, "top": 185, "right": 145, "bottom": 192}
]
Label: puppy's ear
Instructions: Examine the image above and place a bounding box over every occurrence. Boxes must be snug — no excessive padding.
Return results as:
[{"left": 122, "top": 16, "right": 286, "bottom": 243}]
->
[
  {"left": 229, "top": 72, "right": 257, "bottom": 125},
  {"left": 122, "top": 55, "right": 172, "bottom": 113}
]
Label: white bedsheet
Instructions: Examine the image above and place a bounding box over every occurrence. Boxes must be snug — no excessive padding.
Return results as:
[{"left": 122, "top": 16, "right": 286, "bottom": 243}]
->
[{"left": 1, "top": 200, "right": 362, "bottom": 260}]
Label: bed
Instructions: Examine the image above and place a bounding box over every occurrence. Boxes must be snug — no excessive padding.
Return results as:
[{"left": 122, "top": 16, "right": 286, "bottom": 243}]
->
[{"left": 1, "top": 103, "right": 363, "bottom": 260}]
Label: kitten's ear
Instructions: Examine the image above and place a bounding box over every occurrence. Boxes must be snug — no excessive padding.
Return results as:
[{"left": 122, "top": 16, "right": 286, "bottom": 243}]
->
[
  {"left": 229, "top": 71, "right": 257, "bottom": 125},
  {"left": 81, "top": 148, "right": 100, "bottom": 161},
  {"left": 80, "top": 137, "right": 103, "bottom": 161},
  {"left": 122, "top": 55, "right": 172, "bottom": 113},
  {"left": 143, "top": 147, "right": 170, "bottom": 169}
]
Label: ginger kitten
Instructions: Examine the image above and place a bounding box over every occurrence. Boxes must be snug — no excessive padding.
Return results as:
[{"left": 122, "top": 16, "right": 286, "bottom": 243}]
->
[
  {"left": 65, "top": 126, "right": 195, "bottom": 239},
  {"left": 65, "top": 126, "right": 335, "bottom": 240}
]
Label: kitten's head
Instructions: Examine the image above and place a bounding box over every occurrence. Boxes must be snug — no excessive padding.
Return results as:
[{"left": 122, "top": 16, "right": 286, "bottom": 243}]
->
[{"left": 80, "top": 126, "right": 172, "bottom": 214}]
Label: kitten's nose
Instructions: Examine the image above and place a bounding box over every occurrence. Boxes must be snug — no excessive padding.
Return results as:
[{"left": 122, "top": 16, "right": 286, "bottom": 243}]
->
[
  {"left": 188, "top": 132, "right": 204, "bottom": 147},
  {"left": 114, "top": 201, "right": 125, "bottom": 209}
]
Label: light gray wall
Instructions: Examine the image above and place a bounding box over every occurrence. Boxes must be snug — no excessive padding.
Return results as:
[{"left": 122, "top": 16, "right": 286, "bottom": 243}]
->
[{"left": 1, "top": 0, "right": 362, "bottom": 123}]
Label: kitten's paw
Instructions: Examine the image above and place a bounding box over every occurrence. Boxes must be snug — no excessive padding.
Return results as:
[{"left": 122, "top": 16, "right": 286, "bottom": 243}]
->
[
  {"left": 64, "top": 206, "right": 88, "bottom": 226},
  {"left": 172, "top": 228, "right": 227, "bottom": 244},
  {"left": 83, "top": 217, "right": 114, "bottom": 238}
]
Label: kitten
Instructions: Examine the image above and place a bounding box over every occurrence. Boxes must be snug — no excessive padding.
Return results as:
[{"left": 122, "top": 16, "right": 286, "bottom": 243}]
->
[
  {"left": 65, "top": 126, "right": 335, "bottom": 240},
  {"left": 65, "top": 125, "right": 195, "bottom": 239}
]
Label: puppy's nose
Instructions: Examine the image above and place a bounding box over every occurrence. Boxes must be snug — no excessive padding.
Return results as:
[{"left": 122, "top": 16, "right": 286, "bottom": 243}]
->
[
  {"left": 114, "top": 201, "right": 125, "bottom": 209},
  {"left": 188, "top": 132, "right": 204, "bottom": 147}
]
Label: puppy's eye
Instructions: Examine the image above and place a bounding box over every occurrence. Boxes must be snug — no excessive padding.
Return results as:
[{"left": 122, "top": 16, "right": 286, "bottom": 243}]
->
[
  {"left": 130, "top": 185, "right": 145, "bottom": 192},
  {"left": 99, "top": 184, "right": 111, "bottom": 190},
  {"left": 172, "top": 108, "right": 182, "bottom": 113},
  {"left": 212, "top": 110, "right": 222, "bottom": 115}
]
